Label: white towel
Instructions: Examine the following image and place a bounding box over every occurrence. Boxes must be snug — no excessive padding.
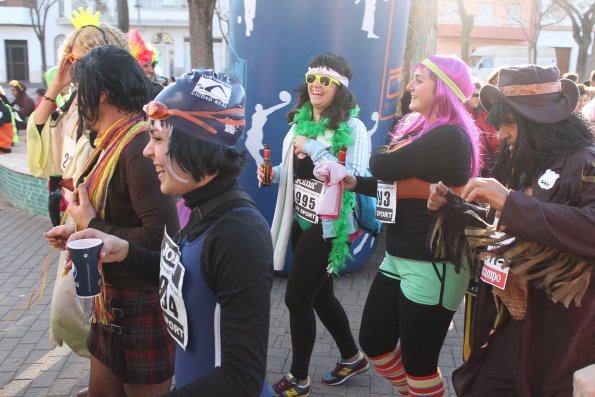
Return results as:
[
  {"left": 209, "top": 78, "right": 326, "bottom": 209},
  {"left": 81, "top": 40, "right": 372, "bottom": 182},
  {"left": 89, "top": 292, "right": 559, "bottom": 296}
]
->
[
  {"left": 270, "top": 128, "right": 295, "bottom": 271},
  {"left": 313, "top": 161, "right": 348, "bottom": 220}
]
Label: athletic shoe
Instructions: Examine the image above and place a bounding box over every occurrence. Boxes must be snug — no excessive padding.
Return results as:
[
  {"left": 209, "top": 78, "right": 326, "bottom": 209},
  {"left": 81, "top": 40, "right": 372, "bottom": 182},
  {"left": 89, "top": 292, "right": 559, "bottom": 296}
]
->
[
  {"left": 270, "top": 373, "right": 311, "bottom": 396},
  {"left": 321, "top": 352, "right": 369, "bottom": 385}
]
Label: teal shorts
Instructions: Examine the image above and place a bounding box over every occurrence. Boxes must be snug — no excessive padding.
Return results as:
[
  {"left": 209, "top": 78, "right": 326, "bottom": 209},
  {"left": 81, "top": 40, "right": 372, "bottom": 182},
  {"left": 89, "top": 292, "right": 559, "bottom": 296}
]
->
[{"left": 379, "top": 253, "right": 469, "bottom": 311}]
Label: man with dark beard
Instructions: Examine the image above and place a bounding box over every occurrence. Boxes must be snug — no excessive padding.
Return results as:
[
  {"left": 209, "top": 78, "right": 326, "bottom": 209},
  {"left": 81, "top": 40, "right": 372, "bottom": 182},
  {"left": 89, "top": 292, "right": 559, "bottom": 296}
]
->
[{"left": 427, "top": 65, "right": 595, "bottom": 397}]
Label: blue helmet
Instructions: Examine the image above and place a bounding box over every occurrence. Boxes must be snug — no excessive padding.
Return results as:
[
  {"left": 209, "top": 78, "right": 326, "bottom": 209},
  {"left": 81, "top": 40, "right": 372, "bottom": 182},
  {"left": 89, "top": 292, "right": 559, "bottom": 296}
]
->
[{"left": 146, "top": 69, "right": 245, "bottom": 147}]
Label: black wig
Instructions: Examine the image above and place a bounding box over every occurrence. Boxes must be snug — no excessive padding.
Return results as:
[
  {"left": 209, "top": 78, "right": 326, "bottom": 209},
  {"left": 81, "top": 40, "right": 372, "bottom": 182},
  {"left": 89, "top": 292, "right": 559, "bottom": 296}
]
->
[
  {"left": 489, "top": 103, "right": 593, "bottom": 190},
  {"left": 167, "top": 125, "right": 246, "bottom": 182},
  {"left": 73, "top": 45, "right": 151, "bottom": 123}
]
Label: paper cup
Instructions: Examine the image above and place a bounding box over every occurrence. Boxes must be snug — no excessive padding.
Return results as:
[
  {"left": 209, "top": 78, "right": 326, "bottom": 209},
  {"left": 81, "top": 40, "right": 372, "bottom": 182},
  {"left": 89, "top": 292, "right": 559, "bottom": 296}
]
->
[{"left": 67, "top": 238, "right": 103, "bottom": 298}]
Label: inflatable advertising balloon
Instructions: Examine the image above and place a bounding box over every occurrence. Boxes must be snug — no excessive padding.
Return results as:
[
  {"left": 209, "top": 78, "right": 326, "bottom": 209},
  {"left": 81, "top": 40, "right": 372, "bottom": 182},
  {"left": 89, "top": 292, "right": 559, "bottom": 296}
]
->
[{"left": 229, "top": 0, "right": 411, "bottom": 274}]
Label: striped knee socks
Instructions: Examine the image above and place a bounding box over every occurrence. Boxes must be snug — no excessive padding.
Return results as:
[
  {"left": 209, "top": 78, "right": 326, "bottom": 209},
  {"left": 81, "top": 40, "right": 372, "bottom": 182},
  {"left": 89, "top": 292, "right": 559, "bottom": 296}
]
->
[
  {"left": 406, "top": 369, "right": 445, "bottom": 397},
  {"left": 367, "top": 344, "right": 408, "bottom": 395}
]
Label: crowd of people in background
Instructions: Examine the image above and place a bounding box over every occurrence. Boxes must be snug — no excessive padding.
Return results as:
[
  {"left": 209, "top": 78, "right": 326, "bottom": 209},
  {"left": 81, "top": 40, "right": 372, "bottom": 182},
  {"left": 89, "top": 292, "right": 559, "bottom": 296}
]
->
[{"left": 0, "top": 8, "right": 594, "bottom": 396}]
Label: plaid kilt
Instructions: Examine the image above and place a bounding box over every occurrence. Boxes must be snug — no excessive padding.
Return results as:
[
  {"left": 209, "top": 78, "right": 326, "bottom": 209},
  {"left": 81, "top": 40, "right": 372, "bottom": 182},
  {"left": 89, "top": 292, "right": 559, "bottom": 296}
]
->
[{"left": 87, "top": 285, "right": 175, "bottom": 384}]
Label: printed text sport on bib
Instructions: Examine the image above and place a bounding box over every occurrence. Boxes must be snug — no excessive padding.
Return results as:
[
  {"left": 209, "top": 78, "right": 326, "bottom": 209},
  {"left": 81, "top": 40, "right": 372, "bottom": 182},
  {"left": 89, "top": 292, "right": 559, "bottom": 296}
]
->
[
  {"left": 160, "top": 228, "right": 189, "bottom": 349},
  {"left": 376, "top": 181, "right": 397, "bottom": 223},
  {"left": 294, "top": 178, "right": 326, "bottom": 224}
]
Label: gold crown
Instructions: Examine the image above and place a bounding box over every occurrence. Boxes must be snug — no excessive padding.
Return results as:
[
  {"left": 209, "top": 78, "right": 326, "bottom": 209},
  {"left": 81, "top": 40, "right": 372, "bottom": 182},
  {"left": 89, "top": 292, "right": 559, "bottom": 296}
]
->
[{"left": 68, "top": 7, "right": 101, "bottom": 29}]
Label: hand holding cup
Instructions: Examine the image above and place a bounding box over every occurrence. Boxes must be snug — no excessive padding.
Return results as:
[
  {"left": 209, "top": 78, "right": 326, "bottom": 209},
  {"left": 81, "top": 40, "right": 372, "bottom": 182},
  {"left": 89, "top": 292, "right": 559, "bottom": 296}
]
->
[{"left": 67, "top": 238, "right": 103, "bottom": 298}]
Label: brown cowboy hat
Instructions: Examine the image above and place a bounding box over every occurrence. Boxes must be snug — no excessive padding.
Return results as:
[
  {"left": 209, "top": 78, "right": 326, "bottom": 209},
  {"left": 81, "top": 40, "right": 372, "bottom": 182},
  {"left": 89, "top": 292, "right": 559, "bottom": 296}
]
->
[{"left": 480, "top": 65, "right": 578, "bottom": 124}]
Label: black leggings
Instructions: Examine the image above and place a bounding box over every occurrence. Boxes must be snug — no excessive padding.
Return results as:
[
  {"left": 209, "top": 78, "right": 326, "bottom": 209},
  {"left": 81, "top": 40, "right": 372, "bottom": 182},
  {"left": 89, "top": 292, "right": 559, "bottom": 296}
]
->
[
  {"left": 359, "top": 272, "right": 456, "bottom": 376},
  {"left": 285, "top": 221, "right": 359, "bottom": 380}
]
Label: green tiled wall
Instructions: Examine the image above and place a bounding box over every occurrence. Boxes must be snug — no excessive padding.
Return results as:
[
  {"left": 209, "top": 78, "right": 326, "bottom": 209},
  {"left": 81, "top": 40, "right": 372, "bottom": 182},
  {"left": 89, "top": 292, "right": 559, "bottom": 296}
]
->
[{"left": 0, "top": 166, "right": 48, "bottom": 217}]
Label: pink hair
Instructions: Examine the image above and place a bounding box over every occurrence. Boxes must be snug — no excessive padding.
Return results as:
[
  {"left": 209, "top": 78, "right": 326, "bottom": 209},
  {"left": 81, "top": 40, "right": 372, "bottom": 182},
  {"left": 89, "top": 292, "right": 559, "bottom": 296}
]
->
[{"left": 392, "top": 54, "right": 481, "bottom": 177}]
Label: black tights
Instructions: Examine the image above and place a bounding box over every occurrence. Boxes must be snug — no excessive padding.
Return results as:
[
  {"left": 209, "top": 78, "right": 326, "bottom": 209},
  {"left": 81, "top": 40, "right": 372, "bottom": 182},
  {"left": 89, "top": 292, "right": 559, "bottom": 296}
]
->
[
  {"left": 359, "top": 272, "right": 456, "bottom": 376},
  {"left": 88, "top": 356, "right": 171, "bottom": 397},
  {"left": 285, "top": 221, "right": 358, "bottom": 380}
]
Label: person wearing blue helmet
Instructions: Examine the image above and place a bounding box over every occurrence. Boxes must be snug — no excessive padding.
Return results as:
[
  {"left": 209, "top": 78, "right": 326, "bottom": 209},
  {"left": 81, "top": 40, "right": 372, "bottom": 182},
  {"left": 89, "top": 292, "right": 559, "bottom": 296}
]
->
[{"left": 65, "top": 69, "right": 274, "bottom": 397}]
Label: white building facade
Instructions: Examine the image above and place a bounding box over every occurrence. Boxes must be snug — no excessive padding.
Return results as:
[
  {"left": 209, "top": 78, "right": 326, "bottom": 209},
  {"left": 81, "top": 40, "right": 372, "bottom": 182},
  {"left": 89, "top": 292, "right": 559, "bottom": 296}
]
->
[{"left": 0, "top": 0, "right": 228, "bottom": 84}]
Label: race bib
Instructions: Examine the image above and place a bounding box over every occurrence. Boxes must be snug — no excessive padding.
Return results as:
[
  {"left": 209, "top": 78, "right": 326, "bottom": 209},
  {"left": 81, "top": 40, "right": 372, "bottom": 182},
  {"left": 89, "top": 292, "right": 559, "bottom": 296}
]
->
[
  {"left": 376, "top": 181, "right": 397, "bottom": 223},
  {"left": 480, "top": 256, "right": 509, "bottom": 290},
  {"left": 159, "top": 228, "right": 188, "bottom": 349},
  {"left": 61, "top": 135, "right": 76, "bottom": 172},
  {"left": 480, "top": 234, "right": 513, "bottom": 290},
  {"left": 294, "top": 178, "right": 325, "bottom": 224}
]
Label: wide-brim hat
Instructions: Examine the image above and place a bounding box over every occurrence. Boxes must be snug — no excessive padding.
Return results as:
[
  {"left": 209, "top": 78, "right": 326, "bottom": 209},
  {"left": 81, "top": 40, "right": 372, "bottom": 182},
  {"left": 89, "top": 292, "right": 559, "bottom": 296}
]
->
[
  {"left": 480, "top": 65, "right": 578, "bottom": 124},
  {"left": 145, "top": 69, "right": 246, "bottom": 148}
]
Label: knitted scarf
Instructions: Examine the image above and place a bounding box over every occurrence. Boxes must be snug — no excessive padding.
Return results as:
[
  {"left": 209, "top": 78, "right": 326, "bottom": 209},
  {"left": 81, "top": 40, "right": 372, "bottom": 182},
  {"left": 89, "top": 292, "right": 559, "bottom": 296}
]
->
[
  {"left": 292, "top": 101, "right": 359, "bottom": 273},
  {"left": 79, "top": 113, "right": 147, "bottom": 324},
  {"left": 82, "top": 114, "right": 147, "bottom": 220}
]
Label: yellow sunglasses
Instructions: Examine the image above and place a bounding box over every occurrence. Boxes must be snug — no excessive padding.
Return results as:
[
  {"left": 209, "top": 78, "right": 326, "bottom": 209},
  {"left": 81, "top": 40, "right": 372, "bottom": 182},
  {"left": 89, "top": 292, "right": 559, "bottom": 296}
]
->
[{"left": 305, "top": 73, "right": 341, "bottom": 87}]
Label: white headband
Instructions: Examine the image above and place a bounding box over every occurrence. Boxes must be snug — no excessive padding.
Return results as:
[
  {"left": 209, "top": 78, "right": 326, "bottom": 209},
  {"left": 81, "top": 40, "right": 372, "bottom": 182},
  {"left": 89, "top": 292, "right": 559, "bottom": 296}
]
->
[{"left": 307, "top": 67, "right": 350, "bottom": 87}]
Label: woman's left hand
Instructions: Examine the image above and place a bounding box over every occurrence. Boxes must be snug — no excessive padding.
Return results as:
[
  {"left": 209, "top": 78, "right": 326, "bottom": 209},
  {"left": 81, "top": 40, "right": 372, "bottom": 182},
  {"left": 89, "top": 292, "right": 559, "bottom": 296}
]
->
[
  {"left": 68, "top": 185, "right": 97, "bottom": 230},
  {"left": 293, "top": 136, "right": 309, "bottom": 156},
  {"left": 462, "top": 178, "right": 510, "bottom": 211}
]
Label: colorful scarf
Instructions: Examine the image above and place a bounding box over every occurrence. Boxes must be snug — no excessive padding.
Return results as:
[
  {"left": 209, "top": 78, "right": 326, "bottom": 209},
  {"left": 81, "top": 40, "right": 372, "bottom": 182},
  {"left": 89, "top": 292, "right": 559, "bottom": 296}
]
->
[
  {"left": 81, "top": 114, "right": 147, "bottom": 220},
  {"left": 79, "top": 113, "right": 147, "bottom": 324},
  {"left": 292, "top": 101, "right": 359, "bottom": 273}
]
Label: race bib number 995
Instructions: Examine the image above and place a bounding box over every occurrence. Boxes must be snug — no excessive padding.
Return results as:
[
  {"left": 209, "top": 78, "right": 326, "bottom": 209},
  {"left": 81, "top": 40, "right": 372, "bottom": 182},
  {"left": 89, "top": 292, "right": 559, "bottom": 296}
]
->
[{"left": 294, "top": 179, "right": 325, "bottom": 224}]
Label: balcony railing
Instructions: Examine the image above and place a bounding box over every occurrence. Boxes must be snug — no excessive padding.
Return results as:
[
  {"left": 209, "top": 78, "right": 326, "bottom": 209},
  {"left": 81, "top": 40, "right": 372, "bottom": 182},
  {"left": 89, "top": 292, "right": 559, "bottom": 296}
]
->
[
  {"left": 70, "top": 0, "right": 187, "bottom": 16},
  {"left": 137, "top": 0, "right": 187, "bottom": 8}
]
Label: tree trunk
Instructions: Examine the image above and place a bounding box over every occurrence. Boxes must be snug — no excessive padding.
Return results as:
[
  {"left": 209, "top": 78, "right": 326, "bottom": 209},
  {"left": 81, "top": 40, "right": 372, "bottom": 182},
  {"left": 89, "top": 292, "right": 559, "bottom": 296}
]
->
[
  {"left": 40, "top": 33, "right": 47, "bottom": 85},
  {"left": 397, "top": 0, "right": 437, "bottom": 114},
  {"left": 589, "top": 39, "right": 595, "bottom": 77},
  {"left": 118, "top": 0, "right": 129, "bottom": 33},
  {"left": 577, "top": 39, "right": 591, "bottom": 82},
  {"left": 458, "top": 0, "right": 474, "bottom": 62},
  {"left": 188, "top": 0, "right": 217, "bottom": 69}
]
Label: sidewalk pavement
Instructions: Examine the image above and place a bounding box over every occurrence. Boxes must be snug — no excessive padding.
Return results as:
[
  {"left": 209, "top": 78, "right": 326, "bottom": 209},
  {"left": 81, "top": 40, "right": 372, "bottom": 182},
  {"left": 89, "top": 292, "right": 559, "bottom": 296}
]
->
[{"left": 0, "top": 198, "right": 465, "bottom": 396}]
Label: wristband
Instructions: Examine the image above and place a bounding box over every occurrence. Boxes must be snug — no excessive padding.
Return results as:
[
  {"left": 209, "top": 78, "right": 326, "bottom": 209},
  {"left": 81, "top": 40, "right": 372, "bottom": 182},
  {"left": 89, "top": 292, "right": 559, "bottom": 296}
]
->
[{"left": 43, "top": 95, "right": 56, "bottom": 103}]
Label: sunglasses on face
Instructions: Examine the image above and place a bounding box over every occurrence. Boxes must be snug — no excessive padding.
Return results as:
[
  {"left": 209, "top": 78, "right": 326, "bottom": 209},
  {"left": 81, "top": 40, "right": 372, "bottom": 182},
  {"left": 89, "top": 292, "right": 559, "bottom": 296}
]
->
[
  {"left": 472, "top": 93, "right": 480, "bottom": 98},
  {"left": 67, "top": 52, "right": 80, "bottom": 63},
  {"left": 305, "top": 73, "right": 341, "bottom": 87}
]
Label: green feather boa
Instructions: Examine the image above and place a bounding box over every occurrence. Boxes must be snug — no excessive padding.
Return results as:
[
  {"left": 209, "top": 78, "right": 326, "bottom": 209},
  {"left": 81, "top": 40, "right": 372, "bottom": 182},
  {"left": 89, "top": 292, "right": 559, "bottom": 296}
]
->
[{"left": 292, "top": 102, "right": 360, "bottom": 273}]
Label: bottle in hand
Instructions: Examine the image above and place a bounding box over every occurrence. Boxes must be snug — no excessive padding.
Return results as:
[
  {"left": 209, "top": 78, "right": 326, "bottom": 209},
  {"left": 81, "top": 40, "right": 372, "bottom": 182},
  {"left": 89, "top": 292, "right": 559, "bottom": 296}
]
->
[
  {"left": 260, "top": 144, "right": 273, "bottom": 187},
  {"left": 337, "top": 145, "right": 347, "bottom": 166}
]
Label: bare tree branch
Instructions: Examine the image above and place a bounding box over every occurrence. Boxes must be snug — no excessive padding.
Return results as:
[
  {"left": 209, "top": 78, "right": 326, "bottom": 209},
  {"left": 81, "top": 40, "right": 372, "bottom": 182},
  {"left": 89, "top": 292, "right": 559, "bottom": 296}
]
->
[
  {"left": 25, "top": 0, "right": 58, "bottom": 83},
  {"left": 551, "top": 0, "right": 595, "bottom": 80},
  {"left": 501, "top": 0, "right": 567, "bottom": 63},
  {"left": 214, "top": 1, "right": 229, "bottom": 45}
]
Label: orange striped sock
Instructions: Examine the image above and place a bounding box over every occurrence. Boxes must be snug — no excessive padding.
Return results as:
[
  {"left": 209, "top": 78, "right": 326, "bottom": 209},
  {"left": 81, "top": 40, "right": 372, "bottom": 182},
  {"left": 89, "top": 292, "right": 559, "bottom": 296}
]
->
[
  {"left": 367, "top": 344, "right": 408, "bottom": 395},
  {"left": 406, "top": 368, "right": 445, "bottom": 397}
]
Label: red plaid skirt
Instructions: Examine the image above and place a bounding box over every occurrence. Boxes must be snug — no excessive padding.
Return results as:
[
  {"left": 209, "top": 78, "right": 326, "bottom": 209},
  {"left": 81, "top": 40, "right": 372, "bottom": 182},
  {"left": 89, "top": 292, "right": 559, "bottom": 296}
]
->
[{"left": 87, "top": 285, "right": 175, "bottom": 384}]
